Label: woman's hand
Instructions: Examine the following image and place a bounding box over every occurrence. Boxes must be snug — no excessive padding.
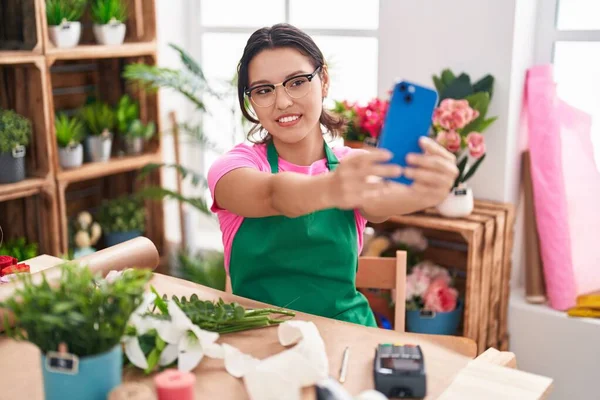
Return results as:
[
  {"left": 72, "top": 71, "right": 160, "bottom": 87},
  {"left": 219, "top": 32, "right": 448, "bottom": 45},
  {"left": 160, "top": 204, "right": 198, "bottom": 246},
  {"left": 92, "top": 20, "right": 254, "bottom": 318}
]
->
[
  {"left": 326, "top": 149, "right": 402, "bottom": 210},
  {"left": 402, "top": 136, "right": 459, "bottom": 206}
]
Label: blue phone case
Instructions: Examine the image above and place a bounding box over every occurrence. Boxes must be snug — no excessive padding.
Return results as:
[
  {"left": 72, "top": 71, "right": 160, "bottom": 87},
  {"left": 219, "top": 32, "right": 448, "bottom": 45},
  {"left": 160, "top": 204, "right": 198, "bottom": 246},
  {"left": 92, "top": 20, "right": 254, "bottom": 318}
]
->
[{"left": 377, "top": 80, "right": 438, "bottom": 185}]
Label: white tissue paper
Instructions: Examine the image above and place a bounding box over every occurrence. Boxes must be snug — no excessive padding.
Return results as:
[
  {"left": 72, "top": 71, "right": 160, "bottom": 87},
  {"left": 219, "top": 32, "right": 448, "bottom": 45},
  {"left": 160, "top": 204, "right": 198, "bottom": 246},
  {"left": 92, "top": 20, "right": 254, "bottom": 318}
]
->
[{"left": 223, "top": 320, "right": 329, "bottom": 400}]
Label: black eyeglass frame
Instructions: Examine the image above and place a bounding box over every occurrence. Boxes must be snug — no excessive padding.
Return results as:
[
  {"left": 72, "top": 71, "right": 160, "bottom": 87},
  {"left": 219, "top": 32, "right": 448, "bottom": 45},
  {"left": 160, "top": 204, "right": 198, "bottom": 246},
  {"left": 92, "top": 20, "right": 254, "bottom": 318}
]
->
[{"left": 244, "top": 65, "right": 323, "bottom": 99}]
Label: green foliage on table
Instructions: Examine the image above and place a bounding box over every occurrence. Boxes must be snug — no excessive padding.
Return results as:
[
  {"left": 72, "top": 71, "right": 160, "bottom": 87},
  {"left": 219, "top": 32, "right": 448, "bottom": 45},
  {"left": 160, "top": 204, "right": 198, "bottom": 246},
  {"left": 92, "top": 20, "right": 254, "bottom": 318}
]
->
[
  {"left": 0, "top": 237, "right": 38, "bottom": 261},
  {"left": 96, "top": 196, "right": 145, "bottom": 234},
  {"left": 80, "top": 101, "right": 115, "bottom": 136},
  {"left": 1, "top": 263, "right": 152, "bottom": 357},
  {"left": 91, "top": 0, "right": 128, "bottom": 25},
  {"left": 176, "top": 249, "right": 226, "bottom": 291},
  {"left": 46, "top": 0, "right": 87, "bottom": 26},
  {"left": 0, "top": 110, "right": 32, "bottom": 153},
  {"left": 55, "top": 113, "right": 86, "bottom": 148}
]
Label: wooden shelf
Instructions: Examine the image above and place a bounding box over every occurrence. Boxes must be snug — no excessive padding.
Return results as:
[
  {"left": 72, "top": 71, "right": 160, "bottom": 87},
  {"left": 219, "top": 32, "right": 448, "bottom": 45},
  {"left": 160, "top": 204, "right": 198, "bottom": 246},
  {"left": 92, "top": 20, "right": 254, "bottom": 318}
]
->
[
  {"left": 0, "top": 177, "right": 47, "bottom": 202},
  {"left": 56, "top": 153, "right": 161, "bottom": 184},
  {"left": 0, "top": 52, "right": 44, "bottom": 65},
  {"left": 45, "top": 42, "right": 157, "bottom": 63}
]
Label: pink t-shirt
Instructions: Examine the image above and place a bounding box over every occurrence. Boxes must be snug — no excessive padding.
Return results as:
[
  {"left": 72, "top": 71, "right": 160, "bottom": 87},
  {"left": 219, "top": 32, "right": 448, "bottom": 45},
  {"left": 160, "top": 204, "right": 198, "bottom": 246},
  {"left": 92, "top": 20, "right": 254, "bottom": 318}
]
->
[{"left": 207, "top": 142, "right": 368, "bottom": 272}]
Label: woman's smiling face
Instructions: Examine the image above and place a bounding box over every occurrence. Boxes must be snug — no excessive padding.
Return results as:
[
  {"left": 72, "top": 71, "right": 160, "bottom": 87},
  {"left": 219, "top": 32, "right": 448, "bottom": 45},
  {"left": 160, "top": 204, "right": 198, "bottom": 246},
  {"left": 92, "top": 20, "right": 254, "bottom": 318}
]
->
[{"left": 247, "top": 47, "right": 328, "bottom": 144}]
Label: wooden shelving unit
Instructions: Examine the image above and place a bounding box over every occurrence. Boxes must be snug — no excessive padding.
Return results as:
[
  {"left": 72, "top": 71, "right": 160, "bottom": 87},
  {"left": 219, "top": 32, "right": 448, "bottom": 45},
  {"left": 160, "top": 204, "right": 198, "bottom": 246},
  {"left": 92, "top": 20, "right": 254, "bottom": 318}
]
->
[{"left": 0, "top": 0, "right": 164, "bottom": 261}]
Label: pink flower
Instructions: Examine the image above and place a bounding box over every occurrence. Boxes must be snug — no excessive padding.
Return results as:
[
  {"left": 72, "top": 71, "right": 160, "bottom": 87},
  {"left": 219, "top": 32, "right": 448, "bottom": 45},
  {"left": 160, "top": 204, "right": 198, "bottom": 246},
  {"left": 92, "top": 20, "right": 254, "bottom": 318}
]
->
[
  {"left": 432, "top": 98, "right": 479, "bottom": 130},
  {"left": 423, "top": 278, "right": 458, "bottom": 312},
  {"left": 406, "top": 272, "right": 431, "bottom": 300},
  {"left": 412, "top": 261, "right": 452, "bottom": 285},
  {"left": 467, "top": 132, "right": 486, "bottom": 158},
  {"left": 436, "top": 130, "right": 461, "bottom": 153}
]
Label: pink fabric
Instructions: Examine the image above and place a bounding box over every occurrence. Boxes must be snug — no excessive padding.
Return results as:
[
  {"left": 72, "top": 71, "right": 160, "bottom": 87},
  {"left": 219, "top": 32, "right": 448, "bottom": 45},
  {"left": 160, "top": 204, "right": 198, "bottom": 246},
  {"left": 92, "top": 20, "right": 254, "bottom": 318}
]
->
[
  {"left": 207, "top": 142, "right": 368, "bottom": 272},
  {"left": 524, "top": 65, "right": 578, "bottom": 310},
  {"left": 559, "top": 101, "right": 600, "bottom": 297}
]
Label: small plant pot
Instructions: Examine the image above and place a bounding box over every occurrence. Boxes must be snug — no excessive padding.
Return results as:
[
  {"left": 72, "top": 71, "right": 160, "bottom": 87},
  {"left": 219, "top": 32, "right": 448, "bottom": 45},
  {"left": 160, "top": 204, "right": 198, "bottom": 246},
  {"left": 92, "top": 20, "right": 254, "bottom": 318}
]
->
[
  {"left": 93, "top": 23, "right": 126, "bottom": 46},
  {"left": 436, "top": 186, "right": 474, "bottom": 218},
  {"left": 48, "top": 21, "right": 82, "bottom": 49},
  {"left": 125, "top": 137, "right": 144, "bottom": 155},
  {"left": 104, "top": 230, "right": 142, "bottom": 247},
  {"left": 86, "top": 134, "right": 113, "bottom": 163},
  {"left": 0, "top": 145, "right": 26, "bottom": 184},
  {"left": 59, "top": 143, "right": 84, "bottom": 169},
  {"left": 41, "top": 345, "right": 122, "bottom": 400},
  {"left": 406, "top": 299, "right": 463, "bottom": 335}
]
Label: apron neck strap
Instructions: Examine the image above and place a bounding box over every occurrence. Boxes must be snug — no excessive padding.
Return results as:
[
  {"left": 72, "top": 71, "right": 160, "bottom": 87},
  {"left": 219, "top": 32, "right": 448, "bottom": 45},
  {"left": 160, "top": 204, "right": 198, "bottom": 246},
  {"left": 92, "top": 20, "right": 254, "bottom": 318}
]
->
[{"left": 267, "top": 139, "right": 339, "bottom": 173}]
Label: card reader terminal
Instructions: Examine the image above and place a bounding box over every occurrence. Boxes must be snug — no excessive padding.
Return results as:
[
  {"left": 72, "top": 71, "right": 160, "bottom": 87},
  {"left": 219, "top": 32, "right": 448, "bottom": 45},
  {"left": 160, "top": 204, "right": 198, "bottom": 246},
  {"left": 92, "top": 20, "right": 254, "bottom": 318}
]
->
[{"left": 373, "top": 343, "right": 426, "bottom": 398}]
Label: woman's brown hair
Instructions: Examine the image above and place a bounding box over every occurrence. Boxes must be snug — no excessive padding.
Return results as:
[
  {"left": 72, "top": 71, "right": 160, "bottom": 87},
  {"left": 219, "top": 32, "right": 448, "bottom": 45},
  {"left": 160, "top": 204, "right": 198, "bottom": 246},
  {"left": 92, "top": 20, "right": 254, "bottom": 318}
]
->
[{"left": 237, "top": 23, "right": 345, "bottom": 143}]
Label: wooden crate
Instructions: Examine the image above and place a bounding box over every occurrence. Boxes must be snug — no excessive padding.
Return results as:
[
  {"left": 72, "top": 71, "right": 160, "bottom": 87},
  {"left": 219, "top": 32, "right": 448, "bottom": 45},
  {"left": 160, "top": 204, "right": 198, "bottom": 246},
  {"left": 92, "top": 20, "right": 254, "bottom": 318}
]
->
[
  {"left": 56, "top": 168, "right": 164, "bottom": 256},
  {"left": 40, "top": 0, "right": 156, "bottom": 55},
  {"left": 370, "top": 199, "right": 515, "bottom": 354},
  {"left": 47, "top": 54, "right": 160, "bottom": 175},
  {"left": 0, "top": 0, "right": 43, "bottom": 54},
  {"left": 0, "top": 180, "right": 60, "bottom": 256},
  {"left": 0, "top": 55, "right": 53, "bottom": 183}
]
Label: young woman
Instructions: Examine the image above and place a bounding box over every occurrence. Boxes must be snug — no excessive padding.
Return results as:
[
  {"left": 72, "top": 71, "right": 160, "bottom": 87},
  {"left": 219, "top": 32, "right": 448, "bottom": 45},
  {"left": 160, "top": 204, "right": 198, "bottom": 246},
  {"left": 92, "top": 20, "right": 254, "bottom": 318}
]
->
[{"left": 208, "top": 23, "right": 458, "bottom": 327}]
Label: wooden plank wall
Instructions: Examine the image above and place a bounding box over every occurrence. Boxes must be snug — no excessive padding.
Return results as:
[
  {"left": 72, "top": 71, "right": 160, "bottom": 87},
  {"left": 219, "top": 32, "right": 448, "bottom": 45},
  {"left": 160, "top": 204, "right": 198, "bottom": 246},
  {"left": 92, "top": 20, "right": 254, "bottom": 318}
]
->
[{"left": 0, "top": 0, "right": 37, "bottom": 50}]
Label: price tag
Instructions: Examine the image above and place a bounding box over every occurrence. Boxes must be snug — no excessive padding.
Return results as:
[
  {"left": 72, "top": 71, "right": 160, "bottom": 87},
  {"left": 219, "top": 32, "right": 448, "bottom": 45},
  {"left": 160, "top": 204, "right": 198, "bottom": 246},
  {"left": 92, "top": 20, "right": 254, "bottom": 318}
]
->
[
  {"left": 45, "top": 351, "right": 79, "bottom": 375},
  {"left": 454, "top": 188, "right": 468, "bottom": 196}
]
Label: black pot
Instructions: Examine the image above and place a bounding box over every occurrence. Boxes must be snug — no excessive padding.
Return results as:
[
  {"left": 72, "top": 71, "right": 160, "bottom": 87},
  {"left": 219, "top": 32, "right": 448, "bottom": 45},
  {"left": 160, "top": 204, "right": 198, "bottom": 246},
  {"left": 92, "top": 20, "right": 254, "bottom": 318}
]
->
[{"left": 0, "top": 146, "right": 26, "bottom": 184}]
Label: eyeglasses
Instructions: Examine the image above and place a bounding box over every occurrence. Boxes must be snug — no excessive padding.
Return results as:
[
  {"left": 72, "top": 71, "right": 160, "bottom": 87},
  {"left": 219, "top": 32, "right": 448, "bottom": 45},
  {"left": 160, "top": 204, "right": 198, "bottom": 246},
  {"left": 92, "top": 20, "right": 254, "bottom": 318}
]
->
[{"left": 245, "top": 66, "right": 322, "bottom": 108}]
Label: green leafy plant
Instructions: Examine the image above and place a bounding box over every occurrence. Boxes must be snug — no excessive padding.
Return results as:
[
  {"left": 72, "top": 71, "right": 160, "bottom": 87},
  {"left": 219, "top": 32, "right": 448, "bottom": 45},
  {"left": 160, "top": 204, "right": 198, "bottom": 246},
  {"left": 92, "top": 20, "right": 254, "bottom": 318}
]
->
[
  {"left": 115, "top": 94, "right": 139, "bottom": 135},
  {"left": 176, "top": 249, "right": 226, "bottom": 291},
  {"left": 126, "top": 119, "right": 156, "bottom": 140},
  {"left": 96, "top": 196, "right": 146, "bottom": 234},
  {"left": 80, "top": 101, "right": 115, "bottom": 136},
  {"left": 0, "top": 237, "right": 38, "bottom": 261},
  {"left": 91, "top": 0, "right": 128, "bottom": 25},
  {"left": 46, "top": 0, "right": 87, "bottom": 26},
  {"left": 1, "top": 263, "right": 152, "bottom": 357},
  {"left": 55, "top": 113, "right": 86, "bottom": 148},
  {"left": 0, "top": 109, "right": 32, "bottom": 153}
]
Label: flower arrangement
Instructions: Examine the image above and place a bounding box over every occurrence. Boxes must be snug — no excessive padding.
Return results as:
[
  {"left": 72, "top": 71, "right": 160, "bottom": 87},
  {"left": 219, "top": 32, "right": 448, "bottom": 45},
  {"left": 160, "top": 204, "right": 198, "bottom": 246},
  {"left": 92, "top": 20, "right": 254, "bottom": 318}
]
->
[
  {"left": 406, "top": 261, "right": 459, "bottom": 313},
  {"left": 332, "top": 97, "right": 389, "bottom": 144},
  {"left": 431, "top": 69, "right": 497, "bottom": 188}
]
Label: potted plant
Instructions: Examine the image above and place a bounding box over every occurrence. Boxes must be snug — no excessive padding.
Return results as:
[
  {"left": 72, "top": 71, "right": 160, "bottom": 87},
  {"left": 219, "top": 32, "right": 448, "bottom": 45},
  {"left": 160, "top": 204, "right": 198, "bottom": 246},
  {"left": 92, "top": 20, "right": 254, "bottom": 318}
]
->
[
  {"left": 430, "top": 69, "right": 497, "bottom": 217},
  {"left": 115, "top": 95, "right": 156, "bottom": 155},
  {"left": 405, "top": 260, "right": 463, "bottom": 335},
  {"left": 0, "top": 263, "right": 152, "bottom": 400},
  {"left": 0, "top": 109, "right": 32, "bottom": 184},
  {"left": 71, "top": 211, "right": 102, "bottom": 258},
  {"left": 56, "top": 113, "right": 86, "bottom": 169},
  {"left": 46, "top": 0, "right": 87, "bottom": 48},
  {"left": 97, "top": 196, "right": 145, "bottom": 246},
  {"left": 331, "top": 98, "right": 389, "bottom": 148},
  {"left": 80, "top": 101, "right": 115, "bottom": 162},
  {"left": 91, "top": 0, "right": 128, "bottom": 46}
]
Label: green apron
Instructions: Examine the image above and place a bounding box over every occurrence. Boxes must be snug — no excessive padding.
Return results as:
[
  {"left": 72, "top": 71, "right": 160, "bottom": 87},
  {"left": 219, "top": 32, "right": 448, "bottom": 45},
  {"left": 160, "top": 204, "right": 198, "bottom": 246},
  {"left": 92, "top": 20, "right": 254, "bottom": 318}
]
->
[{"left": 229, "top": 140, "right": 377, "bottom": 327}]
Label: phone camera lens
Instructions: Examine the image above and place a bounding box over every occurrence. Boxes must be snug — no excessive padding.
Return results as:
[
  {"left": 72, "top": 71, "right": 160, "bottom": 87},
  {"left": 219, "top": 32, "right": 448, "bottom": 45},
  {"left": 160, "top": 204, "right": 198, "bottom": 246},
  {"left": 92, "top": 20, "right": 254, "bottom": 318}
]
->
[
  {"left": 404, "top": 94, "right": 412, "bottom": 103},
  {"left": 399, "top": 83, "right": 408, "bottom": 91}
]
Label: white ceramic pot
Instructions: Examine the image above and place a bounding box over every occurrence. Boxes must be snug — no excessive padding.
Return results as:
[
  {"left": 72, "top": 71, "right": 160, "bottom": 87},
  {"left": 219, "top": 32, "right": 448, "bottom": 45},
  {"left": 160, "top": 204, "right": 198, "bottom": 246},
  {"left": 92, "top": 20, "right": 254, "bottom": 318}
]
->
[
  {"left": 436, "top": 185, "right": 474, "bottom": 218},
  {"left": 86, "top": 133, "right": 113, "bottom": 162},
  {"left": 93, "top": 22, "right": 126, "bottom": 46},
  {"left": 59, "top": 143, "right": 84, "bottom": 169},
  {"left": 48, "top": 21, "right": 81, "bottom": 48}
]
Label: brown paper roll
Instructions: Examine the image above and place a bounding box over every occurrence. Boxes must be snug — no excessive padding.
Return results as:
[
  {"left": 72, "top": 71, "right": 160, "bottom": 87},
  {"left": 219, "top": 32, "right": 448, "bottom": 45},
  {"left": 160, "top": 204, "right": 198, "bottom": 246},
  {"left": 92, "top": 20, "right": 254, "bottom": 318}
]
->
[
  {"left": 522, "top": 151, "right": 547, "bottom": 303},
  {"left": 108, "top": 382, "right": 157, "bottom": 400},
  {"left": 0, "top": 237, "right": 160, "bottom": 330}
]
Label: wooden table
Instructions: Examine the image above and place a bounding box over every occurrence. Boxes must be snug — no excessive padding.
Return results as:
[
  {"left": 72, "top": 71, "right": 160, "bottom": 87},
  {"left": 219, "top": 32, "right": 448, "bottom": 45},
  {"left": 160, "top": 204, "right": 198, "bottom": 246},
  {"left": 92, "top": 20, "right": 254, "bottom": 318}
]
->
[{"left": 0, "top": 272, "right": 478, "bottom": 400}]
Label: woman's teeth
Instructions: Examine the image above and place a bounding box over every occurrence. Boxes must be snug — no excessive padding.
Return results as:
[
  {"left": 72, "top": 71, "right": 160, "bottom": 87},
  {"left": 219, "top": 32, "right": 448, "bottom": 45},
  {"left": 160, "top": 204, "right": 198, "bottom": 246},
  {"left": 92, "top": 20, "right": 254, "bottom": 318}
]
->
[{"left": 278, "top": 115, "right": 299, "bottom": 123}]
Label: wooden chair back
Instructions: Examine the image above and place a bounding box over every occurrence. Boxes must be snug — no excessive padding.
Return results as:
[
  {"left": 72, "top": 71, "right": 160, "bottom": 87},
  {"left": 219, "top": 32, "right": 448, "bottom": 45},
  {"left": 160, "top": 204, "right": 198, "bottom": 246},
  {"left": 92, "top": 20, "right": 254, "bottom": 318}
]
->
[{"left": 356, "top": 250, "right": 407, "bottom": 332}]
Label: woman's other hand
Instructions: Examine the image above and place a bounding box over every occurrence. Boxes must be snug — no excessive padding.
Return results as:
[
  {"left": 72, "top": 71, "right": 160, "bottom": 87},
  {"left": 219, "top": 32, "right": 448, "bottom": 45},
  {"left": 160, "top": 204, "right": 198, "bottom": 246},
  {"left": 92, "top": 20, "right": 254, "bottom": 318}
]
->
[{"left": 402, "top": 136, "right": 459, "bottom": 206}]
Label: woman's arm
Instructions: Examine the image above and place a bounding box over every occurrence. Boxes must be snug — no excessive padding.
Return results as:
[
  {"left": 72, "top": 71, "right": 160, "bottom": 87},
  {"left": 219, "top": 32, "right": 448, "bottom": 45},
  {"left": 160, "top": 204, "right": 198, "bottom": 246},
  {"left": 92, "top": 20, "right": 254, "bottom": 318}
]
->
[
  {"left": 214, "top": 149, "right": 402, "bottom": 218},
  {"left": 359, "top": 136, "right": 459, "bottom": 222}
]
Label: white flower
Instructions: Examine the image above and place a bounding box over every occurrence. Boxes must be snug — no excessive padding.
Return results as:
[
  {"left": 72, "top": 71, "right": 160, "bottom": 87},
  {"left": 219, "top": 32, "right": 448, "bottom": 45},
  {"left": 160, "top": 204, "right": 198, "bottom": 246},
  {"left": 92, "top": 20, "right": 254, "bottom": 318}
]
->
[
  {"left": 122, "top": 292, "right": 158, "bottom": 370},
  {"left": 391, "top": 227, "right": 428, "bottom": 251},
  {"left": 77, "top": 211, "right": 92, "bottom": 229},
  {"left": 154, "top": 300, "right": 223, "bottom": 372}
]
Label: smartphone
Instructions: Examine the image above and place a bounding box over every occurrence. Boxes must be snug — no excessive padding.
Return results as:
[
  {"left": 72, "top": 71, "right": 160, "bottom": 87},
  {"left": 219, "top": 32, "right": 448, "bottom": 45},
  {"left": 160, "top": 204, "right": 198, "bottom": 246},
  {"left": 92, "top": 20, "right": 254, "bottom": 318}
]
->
[{"left": 377, "top": 80, "right": 438, "bottom": 185}]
